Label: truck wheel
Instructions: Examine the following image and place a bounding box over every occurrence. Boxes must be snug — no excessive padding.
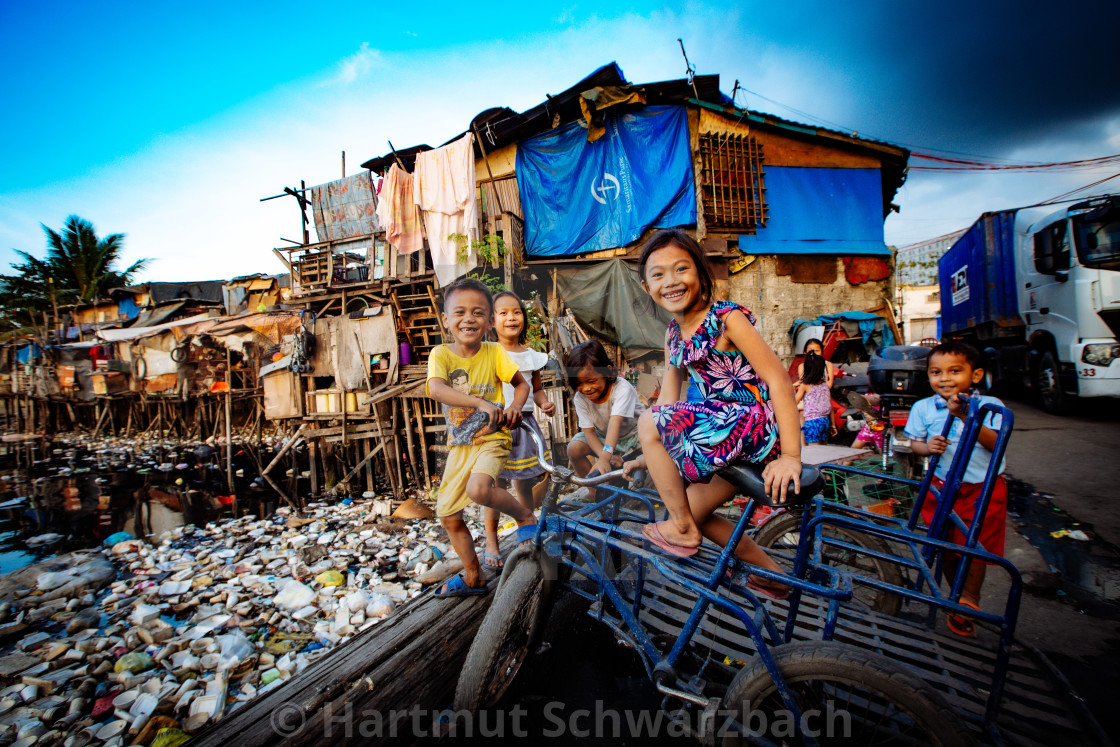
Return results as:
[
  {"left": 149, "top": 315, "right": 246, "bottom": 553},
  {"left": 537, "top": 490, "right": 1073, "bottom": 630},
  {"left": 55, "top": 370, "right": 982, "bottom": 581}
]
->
[{"left": 1034, "top": 350, "right": 1068, "bottom": 415}]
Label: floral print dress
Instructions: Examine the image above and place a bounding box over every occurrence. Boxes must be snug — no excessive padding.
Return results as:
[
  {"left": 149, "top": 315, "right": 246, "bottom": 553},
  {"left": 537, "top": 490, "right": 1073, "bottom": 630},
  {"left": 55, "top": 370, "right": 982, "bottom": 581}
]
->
[{"left": 652, "top": 301, "right": 779, "bottom": 484}]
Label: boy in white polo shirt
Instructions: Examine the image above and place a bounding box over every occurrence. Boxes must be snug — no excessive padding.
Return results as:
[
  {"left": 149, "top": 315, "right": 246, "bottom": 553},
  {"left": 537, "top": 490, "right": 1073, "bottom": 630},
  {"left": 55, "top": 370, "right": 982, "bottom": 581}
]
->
[{"left": 905, "top": 341, "right": 1007, "bottom": 637}]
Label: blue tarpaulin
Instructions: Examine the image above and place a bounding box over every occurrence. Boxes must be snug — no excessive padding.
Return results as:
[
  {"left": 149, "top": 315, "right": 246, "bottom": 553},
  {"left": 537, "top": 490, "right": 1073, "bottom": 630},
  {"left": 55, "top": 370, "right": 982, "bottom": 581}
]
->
[
  {"left": 789, "top": 311, "right": 895, "bottom": 348},
  {"left": 517, "top": 105, "right": 696, "bottom": 257},
  {"left": 740, "top": 167, "right": 888, "bottom": 255},
  {"left": 118, "top": 297, "right": 139, "bottom": 320},
  {"left": 15, "top": 343, "right": 39, "bottom": 364}
]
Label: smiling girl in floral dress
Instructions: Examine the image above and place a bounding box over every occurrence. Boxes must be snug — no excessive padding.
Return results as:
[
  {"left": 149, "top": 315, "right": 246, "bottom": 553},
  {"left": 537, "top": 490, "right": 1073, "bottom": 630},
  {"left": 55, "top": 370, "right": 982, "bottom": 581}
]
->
[{"left": 622, "top": 230, "right": 803, "bottom": 595}]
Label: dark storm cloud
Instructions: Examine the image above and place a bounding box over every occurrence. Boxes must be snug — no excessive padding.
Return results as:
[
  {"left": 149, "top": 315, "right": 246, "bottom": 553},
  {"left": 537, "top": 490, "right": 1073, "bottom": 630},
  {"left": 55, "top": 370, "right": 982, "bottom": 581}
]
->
[{"left": 775, "top": 0, "right": 1120, "bottom": 155}]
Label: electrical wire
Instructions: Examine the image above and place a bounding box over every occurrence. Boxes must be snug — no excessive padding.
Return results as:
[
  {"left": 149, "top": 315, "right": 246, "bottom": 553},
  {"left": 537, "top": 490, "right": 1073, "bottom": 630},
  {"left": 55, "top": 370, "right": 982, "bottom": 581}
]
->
[
  {"left": 1030, "top": 172, "right": 1120, "bottom": 206},
  {"left": 909, "top": 153, "right": 1120, "bottom": 172}
]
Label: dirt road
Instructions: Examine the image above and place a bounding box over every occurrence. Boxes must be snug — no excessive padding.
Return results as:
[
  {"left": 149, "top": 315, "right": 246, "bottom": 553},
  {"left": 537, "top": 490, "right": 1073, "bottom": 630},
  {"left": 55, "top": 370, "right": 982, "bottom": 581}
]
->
[{"left": 997, "top": 396, "right": 1120, "bottom": 738}]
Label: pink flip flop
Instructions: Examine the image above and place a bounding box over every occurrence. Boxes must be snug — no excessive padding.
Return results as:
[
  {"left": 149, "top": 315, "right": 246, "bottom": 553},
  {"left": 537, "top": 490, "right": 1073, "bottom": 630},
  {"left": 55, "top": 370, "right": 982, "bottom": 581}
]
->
[
  {"left": 726, "top": 568, "right": 792, "bottom": 600},
  {"left": 641, "top": 522, "right": 699, "bottom": 558}
]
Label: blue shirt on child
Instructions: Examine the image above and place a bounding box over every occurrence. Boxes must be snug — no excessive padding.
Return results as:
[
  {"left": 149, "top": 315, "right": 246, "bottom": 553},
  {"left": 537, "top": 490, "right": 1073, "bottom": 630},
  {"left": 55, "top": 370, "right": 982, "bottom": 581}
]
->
[{"left": 903, "top": 393, "right": 1006, "bottom": 484}]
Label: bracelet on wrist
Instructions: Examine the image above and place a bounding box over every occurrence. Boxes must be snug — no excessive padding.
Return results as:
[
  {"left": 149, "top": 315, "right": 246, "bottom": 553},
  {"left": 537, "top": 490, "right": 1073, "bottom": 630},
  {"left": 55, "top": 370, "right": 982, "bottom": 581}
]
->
[{"left": 601, "top": 444, "right": 614, "bottom": 454}]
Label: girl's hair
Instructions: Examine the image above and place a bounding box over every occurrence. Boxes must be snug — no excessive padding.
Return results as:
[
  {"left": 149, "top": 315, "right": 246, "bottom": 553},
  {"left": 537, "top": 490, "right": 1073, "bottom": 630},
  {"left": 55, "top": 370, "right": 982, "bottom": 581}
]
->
[
  {"left": 801, "top": 352, "right": 827, "bottom": 386},
  {"left": 638, "top": 229, "right": 714, "bottom": 307},
  {"left": 566, "top": 339, "right": 616, "bottom": 391},
  {"left": 804, "top": 338, "right": 824, "bottom": 354},
  {"left": 492, "top": 290, "right": 528, "bottom": 345}
]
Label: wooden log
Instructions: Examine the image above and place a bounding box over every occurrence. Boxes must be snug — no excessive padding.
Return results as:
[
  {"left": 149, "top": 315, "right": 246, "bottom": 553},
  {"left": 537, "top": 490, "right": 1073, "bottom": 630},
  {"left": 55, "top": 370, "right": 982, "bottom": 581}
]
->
[
  {"left": 192, "top": 586, "right": 493, "bottom": 747},
  {"left": 262, "top": 423, "right": 308, "bottom": 476},
  {"left": 339, "top": 439, "right": 384, "bottom": 487}
]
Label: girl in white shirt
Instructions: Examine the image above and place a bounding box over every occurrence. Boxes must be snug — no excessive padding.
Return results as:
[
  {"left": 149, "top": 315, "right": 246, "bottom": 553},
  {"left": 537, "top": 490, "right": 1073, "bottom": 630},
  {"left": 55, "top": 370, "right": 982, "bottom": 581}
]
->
[
  {"left": 566, "top": 340, "right": 645, "bottom": 491},
  {"left": 483, "top": 291, "right": 556, "bottom": 570}
]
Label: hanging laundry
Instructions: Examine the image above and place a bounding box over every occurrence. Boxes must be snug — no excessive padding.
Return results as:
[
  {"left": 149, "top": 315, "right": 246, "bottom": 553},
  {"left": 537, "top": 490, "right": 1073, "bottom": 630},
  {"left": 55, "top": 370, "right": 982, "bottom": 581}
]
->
[
  {"left": 375, "top": 164, "right": 424, "bottom": 255},
  {"left": 413, "top": 133, "right": 478, "bottom": 286}
]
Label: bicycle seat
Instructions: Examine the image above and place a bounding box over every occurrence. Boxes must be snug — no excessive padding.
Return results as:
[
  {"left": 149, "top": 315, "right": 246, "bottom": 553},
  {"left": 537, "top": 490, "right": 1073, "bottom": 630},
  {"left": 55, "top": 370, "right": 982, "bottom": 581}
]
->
[{"left": 717, "top": 461, "right": 824, "bottom": 508}]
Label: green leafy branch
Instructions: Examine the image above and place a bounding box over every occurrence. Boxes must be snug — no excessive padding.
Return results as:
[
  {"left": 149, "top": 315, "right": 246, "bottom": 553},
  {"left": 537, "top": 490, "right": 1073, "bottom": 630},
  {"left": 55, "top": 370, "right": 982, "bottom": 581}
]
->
[{"left": 449, "top": 233, "right": 508, "bottom": 266}]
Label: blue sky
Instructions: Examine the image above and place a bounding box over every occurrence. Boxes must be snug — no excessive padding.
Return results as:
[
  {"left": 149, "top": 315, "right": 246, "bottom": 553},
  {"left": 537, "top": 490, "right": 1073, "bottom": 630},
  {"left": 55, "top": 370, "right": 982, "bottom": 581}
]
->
[{"left": 2, "top": 1, "right": 1118, "bottom": 281}]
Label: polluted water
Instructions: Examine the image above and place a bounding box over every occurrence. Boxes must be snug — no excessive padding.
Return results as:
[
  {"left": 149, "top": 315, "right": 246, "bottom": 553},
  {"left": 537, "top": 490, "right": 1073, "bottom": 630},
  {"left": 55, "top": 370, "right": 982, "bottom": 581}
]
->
[{"left": 0, "top": 440, "right": 465, "bottom": 746}]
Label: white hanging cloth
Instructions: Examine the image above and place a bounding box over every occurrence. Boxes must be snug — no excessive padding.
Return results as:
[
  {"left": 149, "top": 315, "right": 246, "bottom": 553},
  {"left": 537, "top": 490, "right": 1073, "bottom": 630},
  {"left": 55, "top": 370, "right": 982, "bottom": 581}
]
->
[{"left": 413, "top": 133, "right": 479, "bottom": 286}]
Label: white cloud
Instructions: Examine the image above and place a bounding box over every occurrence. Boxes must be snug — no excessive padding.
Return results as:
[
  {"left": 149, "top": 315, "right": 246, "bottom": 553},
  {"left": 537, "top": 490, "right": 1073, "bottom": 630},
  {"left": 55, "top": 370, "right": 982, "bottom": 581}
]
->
[
  {"left": 320, "top": 42, "right": 381, "bottom": 87},
  {"left": 3, "top": 10, "right": 1113, "bottom": 280}
]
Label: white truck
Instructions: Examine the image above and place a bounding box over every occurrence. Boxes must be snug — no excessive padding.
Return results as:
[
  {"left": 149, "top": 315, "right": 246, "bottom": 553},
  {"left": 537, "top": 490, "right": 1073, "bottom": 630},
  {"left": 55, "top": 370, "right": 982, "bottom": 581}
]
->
[{"left": 939, "top": 194, "right": 1120, "bottom": 413}]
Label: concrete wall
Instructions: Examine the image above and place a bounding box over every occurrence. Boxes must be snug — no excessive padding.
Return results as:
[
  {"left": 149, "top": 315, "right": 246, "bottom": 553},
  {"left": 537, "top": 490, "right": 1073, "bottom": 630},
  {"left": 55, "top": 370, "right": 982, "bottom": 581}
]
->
[
  {"left": 726, "top": 255, "right": 892, "bottom": 362},
  {"left": 898, "top": 284, "right": 941, "bottom": 343}
]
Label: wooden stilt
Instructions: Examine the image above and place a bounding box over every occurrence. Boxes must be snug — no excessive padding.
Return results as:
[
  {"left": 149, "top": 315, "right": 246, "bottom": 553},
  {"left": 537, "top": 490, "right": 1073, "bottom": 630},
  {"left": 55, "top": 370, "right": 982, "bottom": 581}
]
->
[
  {"left": 411, "top": 399, "right": 431, "bottom": 488},
  {"left": 308, "top": 439, "right": 319, "bottom": 498},
  {"left": 363, "top": 439, "right": 374, "bottom": 493},
  {"left": 400, "top": 398, "right": 421, "bottom": 488}
]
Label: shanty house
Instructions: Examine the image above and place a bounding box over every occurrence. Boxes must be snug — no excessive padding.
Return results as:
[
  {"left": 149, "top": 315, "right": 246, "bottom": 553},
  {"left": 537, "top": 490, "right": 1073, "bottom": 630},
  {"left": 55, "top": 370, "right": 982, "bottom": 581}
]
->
[{"left": 269, "top": 63, "right": 911, "bottom": 492}]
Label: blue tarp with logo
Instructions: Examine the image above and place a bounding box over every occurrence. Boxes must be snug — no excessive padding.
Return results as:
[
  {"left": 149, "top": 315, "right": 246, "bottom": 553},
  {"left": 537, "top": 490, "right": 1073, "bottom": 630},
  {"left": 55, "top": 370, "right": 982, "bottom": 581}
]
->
[{"left": 517, "top": 105, "right": 696, "bottom": 257}]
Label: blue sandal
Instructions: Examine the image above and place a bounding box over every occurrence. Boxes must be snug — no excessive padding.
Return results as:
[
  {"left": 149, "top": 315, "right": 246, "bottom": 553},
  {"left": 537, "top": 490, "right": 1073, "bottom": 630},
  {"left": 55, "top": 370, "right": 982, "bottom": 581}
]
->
[
  {"left": 434, "top": 572, "right": 489, "bottom": 598},
  {"left": 514, "top": 524, "right": 538, "bottom": 546}
]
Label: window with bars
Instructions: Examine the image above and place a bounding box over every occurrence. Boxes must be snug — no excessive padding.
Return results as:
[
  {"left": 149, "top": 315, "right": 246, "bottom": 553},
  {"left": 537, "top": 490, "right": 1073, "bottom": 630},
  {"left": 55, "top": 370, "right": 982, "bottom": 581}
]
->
[{"left": 698, "top": 132, "right": 767, "bottom": 233}]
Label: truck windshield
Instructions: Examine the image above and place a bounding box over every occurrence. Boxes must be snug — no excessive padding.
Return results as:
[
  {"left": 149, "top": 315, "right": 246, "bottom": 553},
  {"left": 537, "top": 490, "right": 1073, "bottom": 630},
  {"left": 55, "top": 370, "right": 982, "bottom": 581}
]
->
[{"left": 1073, "top": 202, "right": 1120, "bottom": 270}]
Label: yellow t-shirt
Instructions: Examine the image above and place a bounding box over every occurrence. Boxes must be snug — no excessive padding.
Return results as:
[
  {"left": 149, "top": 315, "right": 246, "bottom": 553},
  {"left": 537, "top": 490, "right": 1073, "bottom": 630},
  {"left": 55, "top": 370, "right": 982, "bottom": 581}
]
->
[{"left": 426, "top": 342, "right": 519, "bottom": 447}]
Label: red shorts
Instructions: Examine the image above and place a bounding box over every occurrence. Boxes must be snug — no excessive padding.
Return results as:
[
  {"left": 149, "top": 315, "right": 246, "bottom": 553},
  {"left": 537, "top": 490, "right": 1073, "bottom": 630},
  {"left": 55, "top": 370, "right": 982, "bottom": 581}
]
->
[{"left": 923, "top": 475, "right": 1007, "bottom": 558}]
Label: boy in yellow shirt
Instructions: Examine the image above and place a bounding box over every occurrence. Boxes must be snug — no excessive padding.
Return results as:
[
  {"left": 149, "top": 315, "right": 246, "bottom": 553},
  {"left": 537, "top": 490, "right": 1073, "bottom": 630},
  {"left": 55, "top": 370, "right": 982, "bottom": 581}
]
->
[{"left": 427, "top": 278, "right": 538, "bottom": 596}]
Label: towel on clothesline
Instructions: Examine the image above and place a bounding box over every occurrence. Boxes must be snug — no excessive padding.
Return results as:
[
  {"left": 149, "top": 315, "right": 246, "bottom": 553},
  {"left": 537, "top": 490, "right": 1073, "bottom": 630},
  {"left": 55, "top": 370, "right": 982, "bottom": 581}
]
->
[
  {"left": 375, "top": 164, "right": 424, "bottom": 255},
  {"left": 414, "top": 133, "right": 478, "bottom": 286}
]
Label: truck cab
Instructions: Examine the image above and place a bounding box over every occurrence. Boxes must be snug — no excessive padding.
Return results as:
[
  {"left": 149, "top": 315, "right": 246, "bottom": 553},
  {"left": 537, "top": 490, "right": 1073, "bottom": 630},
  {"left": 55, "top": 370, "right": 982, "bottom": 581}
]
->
[{"left": 1018, "top": 195, "right": 1120, "bottom": 409}]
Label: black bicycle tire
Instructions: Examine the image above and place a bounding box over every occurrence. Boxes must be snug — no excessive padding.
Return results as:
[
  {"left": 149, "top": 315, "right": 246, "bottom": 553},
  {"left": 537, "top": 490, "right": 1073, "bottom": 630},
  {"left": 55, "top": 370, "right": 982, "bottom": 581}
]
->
[
  {"left": 454, "top": 557, "right": 544, "bottom": 711},
  {"left": 754, "top": 510, "right": 904, "bottom": 617},
  {"left": 721, "top": 641, "right": 972, "bottom": 746}
]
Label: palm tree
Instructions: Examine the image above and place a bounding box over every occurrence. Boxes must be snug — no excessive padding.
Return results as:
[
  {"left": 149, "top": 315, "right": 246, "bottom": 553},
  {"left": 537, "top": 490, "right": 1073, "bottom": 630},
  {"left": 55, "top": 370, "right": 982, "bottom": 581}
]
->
[{"left": 0, "top": 215, "right": 148, "bottom": 333}]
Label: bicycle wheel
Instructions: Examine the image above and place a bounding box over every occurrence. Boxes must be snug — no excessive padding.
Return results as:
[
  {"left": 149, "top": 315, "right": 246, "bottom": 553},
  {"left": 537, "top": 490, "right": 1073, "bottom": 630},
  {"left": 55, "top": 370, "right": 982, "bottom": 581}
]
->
[
  {"left": 754, "top": 511, "right": 904, "bottom": 616},
  {"left": 455, "top": 557, "right": 545, "bottom": 711},
  {"left": 721, "top": 641, "right": 971, "bottom": 746}
]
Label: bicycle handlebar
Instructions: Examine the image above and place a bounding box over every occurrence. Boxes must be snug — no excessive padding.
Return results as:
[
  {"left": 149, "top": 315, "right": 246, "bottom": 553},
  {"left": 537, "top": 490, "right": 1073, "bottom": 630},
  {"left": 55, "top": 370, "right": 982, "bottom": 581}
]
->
[{"left": 517, "top": 422, "right": 629, "bottom": 487}]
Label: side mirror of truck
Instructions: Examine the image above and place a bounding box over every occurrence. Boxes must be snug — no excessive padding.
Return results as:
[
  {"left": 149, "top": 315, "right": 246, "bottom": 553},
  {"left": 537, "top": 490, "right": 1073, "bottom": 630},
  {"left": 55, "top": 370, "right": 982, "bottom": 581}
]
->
[{"left": 1055, "top": 269, "right": 1070, "bottom": 283}]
